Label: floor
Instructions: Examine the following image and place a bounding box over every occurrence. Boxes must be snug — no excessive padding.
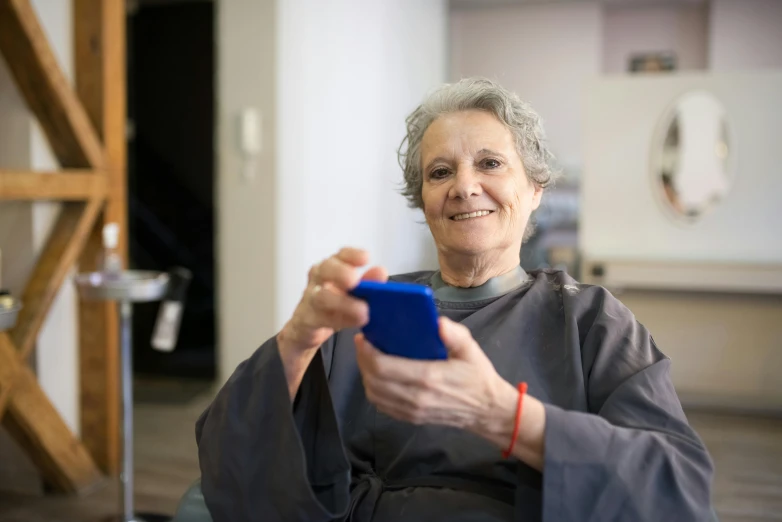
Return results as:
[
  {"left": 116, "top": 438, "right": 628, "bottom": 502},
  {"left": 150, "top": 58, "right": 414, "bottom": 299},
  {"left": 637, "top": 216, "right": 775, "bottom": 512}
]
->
[
  {"left": 696, "top": 411, "right": 782, "bottom": 521},
  {"left": 0, "top": 390, "right": 781, "bottom": 521},
  {"left": 0, "top": 387, "right": 210, "bottom": 522}
]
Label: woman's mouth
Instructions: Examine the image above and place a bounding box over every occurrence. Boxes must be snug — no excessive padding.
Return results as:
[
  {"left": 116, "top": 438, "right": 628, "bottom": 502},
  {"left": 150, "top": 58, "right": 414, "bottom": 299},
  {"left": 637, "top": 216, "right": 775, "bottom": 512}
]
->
[{"left": 450, "top": 210, "right": 494, "bottom": 221}]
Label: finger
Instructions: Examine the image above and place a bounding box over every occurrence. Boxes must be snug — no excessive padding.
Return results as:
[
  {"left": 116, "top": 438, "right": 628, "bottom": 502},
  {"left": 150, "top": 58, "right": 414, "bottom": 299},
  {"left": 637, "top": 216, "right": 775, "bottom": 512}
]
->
[
  {"left": 354, "top": 333, "right": 374, "bottom": 373},
  {"left": 355, "top": 333, "right": 389, "bottom": 379},
  {"left": 355, "top": 335, "right": 444, "bottom": 386},
  {"left": 307, "top": 248, "right": 369, "bottom": 286},
  {"left": 360, "top": 265, "right": 389, "bottom": 283},
  {"left": 374, "top": 401, "right": 421, "bottom": 425},
  {"left": 327, "top": 297, "right": 374, "bottom": 329},
  {"left": 318, "top": 256, "right": 364, "bottom": 290},
  {"left": 369, "top": 385, "right": 455, "bottom": 426},
  {"left": 438, "top": 317, "right": 480, "bottom": 361},
  {"left": 308, "top": 262, "right": 324, "bottom": 286},
  {"left": 363, "top": 373, "right": 420, "bottom": 409},
  {"left": 374, "top": 399, "right": 470, "bottom": 427},
  {"left": 310, "top": 285, "right": 369, "bottom": 326},
  {"left": 360, "top": 367, "right": 427, "bottom": 421},
  {"left": 336, "top": 247, "right": 370, "bottom": 267}
]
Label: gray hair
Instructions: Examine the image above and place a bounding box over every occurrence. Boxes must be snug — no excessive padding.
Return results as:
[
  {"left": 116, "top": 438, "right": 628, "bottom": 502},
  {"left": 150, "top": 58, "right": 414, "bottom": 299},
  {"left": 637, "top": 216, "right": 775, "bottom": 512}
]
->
[{"left": 398, "top": 77, "right": 558, "bottom": 211}]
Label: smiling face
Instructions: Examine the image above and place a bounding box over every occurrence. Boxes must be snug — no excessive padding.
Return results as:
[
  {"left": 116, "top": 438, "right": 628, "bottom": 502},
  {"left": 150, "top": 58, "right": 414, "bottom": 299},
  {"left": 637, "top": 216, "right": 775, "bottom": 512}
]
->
[{"left": 420, "top": 110, "right": 543, "bottom": 262}]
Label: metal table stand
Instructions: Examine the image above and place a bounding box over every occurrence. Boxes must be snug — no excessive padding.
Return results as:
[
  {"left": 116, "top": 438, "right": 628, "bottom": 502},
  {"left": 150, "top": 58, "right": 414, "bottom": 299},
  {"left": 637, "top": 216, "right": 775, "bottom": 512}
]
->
[
  {"left": 0, "top": 294, "right": 22, "bottom": 430},
  {"left": 0, "top": 294, "right": 21, "bottom": 333},
  {"left": 75, "top": 270, "right": 170, "bottom": 522}
]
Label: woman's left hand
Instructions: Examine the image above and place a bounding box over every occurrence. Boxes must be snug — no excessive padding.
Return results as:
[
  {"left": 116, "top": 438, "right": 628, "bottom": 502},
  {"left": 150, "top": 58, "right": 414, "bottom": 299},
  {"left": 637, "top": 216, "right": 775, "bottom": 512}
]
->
[
  {"left": 355, "top": 316, "right": 546, "bottom": 470},
  {"left": 354, "top": 317, "right": 515, "bottom": 434}
]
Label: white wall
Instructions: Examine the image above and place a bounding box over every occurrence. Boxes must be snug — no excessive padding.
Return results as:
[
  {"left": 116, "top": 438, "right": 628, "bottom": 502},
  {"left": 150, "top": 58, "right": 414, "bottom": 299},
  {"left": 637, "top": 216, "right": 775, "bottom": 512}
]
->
[
  {"left": 0, "top": 0, "right": 79, "bottom": 435},
  {"left": 218, "top": 0, "right": 446, "bottom": 381},
  {"left": 216, "top": 0, "right": 278, "bottom": 382},
  {"left": 709, "top": 0, "right": 782, "bottom": 71},
  {"left": 580, "top": 71, "right": 782, "bottom": 407},
  {"left": 447, "top": 2, "right": 782, "bottom": 410},
  {"left": 30, "top": 0, "right": 80, "bottom": 438},
  {"left": 581, "top": 71, "right": 782, "bottom": 263},
  {"left": 603, "top": 3, "right": 708, "bottom": 74},
  {"left": 0, "top": 61, "right": 34, "bottom": 298},
  {"left": 276, "top": 0, "right": 446, "bottom": 329},
  {"left": 450, "top": 2, "right": 602, "bottom": 175}
]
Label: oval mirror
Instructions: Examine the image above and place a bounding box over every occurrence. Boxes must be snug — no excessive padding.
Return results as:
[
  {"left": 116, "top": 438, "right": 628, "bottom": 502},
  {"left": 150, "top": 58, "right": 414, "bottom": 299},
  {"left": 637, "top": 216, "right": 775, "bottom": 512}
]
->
[{"left": 652, "top": 91, "right": 732, "bottom": 222}]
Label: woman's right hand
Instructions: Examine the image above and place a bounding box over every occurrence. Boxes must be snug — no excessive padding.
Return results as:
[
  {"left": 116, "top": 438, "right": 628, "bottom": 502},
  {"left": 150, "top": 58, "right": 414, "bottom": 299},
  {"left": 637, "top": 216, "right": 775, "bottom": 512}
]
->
[{"left": 277, "top": 248, "right": 387, "bottom": 394}]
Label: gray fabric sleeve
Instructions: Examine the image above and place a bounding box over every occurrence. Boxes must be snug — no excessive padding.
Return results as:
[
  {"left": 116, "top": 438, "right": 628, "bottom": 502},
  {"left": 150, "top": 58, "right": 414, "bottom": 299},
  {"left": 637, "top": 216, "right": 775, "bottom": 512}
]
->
[
  {"left": 195, "top": 337, "right": 350, "bottom": 522},
  {"left": 541, "top": 287, "right": 714, "bottom": 521},
  {"left": 542, "top": 360, "right": 714, "bottom": 521}
]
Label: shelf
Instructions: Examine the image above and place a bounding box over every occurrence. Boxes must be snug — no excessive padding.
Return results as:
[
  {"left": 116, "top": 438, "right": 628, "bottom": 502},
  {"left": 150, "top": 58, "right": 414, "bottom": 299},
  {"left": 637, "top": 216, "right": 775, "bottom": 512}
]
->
[{"left": 581, "top": 258, "right": 782, "bottom": 295}]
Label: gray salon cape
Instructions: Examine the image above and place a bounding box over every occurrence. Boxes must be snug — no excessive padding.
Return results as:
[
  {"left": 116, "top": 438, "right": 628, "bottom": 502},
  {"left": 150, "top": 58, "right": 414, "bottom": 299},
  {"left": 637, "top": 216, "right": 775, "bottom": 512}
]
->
[{"left": 195, "top": 270, "right": 714, "bottom": 521}]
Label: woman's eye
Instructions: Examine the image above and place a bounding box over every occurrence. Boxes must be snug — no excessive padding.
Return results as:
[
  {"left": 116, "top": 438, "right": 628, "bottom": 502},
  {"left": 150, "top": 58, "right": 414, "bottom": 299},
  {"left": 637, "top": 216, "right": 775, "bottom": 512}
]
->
[
  {"left": 481, "top": 158, "right": 501, "bottom": 169},
  {"left": 430, "top": 168, "right": 450, "bottom": 179}
]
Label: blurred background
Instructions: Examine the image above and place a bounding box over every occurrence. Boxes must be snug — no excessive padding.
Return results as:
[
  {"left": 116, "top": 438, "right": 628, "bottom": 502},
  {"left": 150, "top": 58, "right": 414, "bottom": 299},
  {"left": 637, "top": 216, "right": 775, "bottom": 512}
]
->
[{"left": 0, "top": 0, "right": 780, "bottom": 520}]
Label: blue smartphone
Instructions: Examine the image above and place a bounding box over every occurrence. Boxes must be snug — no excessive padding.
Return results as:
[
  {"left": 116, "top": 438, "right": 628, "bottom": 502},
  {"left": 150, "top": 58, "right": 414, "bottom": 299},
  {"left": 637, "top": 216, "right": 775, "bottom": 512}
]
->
[{"left": 349, "top": 280, "right": 447, "bottom": 360}]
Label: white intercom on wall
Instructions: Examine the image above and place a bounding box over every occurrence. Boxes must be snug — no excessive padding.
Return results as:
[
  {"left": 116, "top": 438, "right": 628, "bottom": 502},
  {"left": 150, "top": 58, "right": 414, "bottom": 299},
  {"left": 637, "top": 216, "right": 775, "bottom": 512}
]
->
[{"left": 239, "top": 107, "right": 261, "bottom": 181}]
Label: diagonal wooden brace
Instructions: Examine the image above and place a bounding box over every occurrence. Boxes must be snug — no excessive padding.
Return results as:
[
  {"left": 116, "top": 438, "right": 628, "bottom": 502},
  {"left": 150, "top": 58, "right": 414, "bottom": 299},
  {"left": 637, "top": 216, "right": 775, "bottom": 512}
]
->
[
  {"left": 0, "top": 0, "right": 104, "bottom": 169},
  {"left": 10, "top": 199, "right": 103, "bottom": 361},
  {"left": 0, "top": 0, "right": 126, "bottom": 485},
  {"left": 0, "top": 199, "right": 104, "bottom": 493},
  {"left": 0, "top": 333, "right": 103, "bottom": 494}
]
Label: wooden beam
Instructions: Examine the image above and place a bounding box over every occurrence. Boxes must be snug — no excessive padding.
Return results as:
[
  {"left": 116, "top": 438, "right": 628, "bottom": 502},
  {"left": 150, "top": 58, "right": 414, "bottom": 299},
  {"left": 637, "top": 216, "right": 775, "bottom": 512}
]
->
[
  {"left": 75, "top": 0, "right": 127, "bottom": 476},
  {"left": 75, "top": 0, "right": 127, "bottom": 235},
  {"left": 0, "top": 0, "right": 104, "bottom": 169},
  {"left": 0, "top": 169, "right": 107, "bottom": 201},
  {"left": 0, "top": 334, "right": 103, "bottom": 493},
  {"left": 0, "top": 383, "right": 12, "bottom": 420},
  {"left": 77, "top": 224, "right": 120, "bottom": 476},
  {"left": 0, "top": 341, "right": 17, "bottom": 420},
  {"left": 74, "top": 0, "right": 127, "bottom": 228},
  {"left": 10, "top": 198, "right": 103, "bottom": 360}
]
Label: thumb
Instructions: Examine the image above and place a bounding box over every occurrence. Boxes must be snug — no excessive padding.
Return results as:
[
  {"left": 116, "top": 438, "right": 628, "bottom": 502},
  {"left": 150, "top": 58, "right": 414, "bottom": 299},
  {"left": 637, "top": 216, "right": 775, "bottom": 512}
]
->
[
  {"left": 361, "top": 265, "right": 389, "bottom": 283},
  {"left": 439, "top": 316, "right": 480, "bottom": 361}
]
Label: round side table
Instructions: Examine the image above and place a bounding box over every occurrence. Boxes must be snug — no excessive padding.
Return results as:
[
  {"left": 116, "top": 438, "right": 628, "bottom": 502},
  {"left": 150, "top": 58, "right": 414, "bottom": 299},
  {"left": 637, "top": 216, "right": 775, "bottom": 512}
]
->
[{"left": 75, "top": 270, "right": 170, "bottom": 522}]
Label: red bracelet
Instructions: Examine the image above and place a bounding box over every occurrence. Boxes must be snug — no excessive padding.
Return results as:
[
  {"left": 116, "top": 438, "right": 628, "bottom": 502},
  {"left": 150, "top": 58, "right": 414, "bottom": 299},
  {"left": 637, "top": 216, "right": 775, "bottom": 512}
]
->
[{"left": 502, "top": 382, "right": 528, "bottom": 459}]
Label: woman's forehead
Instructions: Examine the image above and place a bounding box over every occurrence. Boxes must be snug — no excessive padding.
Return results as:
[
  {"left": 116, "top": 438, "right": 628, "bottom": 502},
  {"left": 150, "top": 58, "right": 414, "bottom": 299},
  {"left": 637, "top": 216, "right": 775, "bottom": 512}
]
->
[{"left": 421, "top": 111, "right": 515, "bottom": 157}]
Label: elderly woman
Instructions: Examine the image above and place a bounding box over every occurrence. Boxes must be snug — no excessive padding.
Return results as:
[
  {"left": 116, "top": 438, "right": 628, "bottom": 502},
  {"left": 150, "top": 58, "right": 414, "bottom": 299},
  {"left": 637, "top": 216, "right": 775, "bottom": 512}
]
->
[{"left": 195, "top": 78, "right": 714, "bottom": 521}]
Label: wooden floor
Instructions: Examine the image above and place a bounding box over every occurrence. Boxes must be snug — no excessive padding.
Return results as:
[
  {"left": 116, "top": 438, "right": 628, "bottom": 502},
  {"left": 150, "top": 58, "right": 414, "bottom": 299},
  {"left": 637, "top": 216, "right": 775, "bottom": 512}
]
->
[
  {"left": 0, "top": 388, "right": 210, "bottom": 522},
  {"left": 0, "top": 388, "right": 781, "bottom": 521},
  {"left": 696, "top": 411, "right": 782, "bottom": 521}
]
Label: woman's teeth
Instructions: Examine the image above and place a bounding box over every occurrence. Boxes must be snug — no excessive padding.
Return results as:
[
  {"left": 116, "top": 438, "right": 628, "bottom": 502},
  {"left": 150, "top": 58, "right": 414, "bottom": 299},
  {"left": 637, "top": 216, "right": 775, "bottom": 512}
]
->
[{"left": 452, "top": 210, "right": 492, "bottom": 221}]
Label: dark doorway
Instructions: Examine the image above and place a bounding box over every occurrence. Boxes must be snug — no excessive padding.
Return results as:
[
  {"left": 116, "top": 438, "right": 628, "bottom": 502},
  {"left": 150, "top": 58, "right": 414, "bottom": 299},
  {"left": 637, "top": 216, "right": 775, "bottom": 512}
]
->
[{"left": 127, "top": 0, "right": 216, "bottom": 381}]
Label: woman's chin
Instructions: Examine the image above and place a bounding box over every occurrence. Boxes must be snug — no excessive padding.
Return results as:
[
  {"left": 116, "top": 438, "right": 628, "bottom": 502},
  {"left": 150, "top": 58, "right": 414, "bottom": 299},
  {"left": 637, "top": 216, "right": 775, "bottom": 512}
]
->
[{"left": 441, "top": 239, "right": 496, "bottom": 257}]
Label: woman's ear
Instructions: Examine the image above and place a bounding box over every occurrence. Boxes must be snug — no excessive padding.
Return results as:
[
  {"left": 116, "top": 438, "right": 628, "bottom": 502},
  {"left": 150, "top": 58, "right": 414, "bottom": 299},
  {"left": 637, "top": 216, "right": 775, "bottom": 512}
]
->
[{"left": 531, "top": 185, "right": 543, "bottom": 211}]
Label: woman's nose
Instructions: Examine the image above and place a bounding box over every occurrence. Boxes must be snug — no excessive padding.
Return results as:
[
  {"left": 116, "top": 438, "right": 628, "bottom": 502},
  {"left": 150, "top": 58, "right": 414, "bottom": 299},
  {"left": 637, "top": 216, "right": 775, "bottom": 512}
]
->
[{"left": 448, "top": 166, "right": 482, "bottom": 200}]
